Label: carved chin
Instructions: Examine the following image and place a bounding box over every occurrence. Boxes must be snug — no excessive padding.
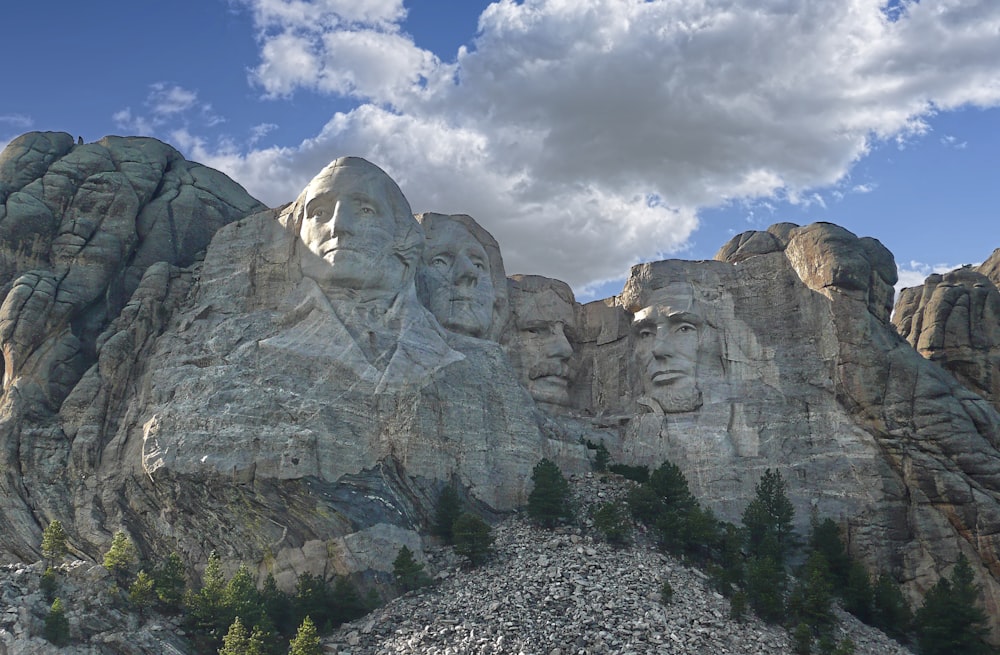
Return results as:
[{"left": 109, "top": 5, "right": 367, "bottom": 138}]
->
[
  {"left": 648, "top": 379, "right": 702, "bottom": 413},
  {"left": 529, "top": 375, "right": 571, "bottom": 406}
]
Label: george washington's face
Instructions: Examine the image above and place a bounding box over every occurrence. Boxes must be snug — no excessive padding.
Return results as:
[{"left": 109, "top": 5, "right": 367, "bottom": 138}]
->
[
  {"left": 300, "top": 165, "right": 405, "bottom": 292},
  {"left": 632, "top": 286, "right": 703, "bottom": 413}
]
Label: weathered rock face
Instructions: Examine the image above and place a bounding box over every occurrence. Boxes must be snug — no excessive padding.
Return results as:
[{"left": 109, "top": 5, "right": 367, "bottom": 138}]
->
[
  {"left": 3, "top": 133, "right": 1000, "bottom": 642},
  {"left": 894, "top": 266, "right": 1000, "bottom": 411},
  {"left": 0, "top": 132, "right": 265, "bottom": 562}
]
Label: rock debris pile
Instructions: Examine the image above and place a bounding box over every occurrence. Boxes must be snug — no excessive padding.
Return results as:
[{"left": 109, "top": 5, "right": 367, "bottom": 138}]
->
[{"left": 327, "top": 474, "right": 914, "bottom": 655}]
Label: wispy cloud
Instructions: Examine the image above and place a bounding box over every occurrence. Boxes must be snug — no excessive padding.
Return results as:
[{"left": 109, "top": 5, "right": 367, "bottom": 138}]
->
[
  {"left": 187, "top": 0, "right": 1000, "bottom": 291},
  {"left": 112, "top": 83, "right": 224, "bottom": 138},
  {"left": 0, "top": 114, "right": 33, "bottom": 129},
  {"left": 941, "top": 134, "right": 968, "bottom": 149}
]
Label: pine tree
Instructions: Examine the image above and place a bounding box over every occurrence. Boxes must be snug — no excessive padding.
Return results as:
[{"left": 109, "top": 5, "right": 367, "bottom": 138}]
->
[
  {"left": 187, "top": 550, "right": 230, "bottom": 638},
  {"left": 225, "top": 564, "right": 264, "bottom": 629},
  {"left": 871, "top": 573, "right": 911, "bottom": 642},
  {"left": 808, "top": 518, "right": 851, "bottom": 590},
  {"left": 152, "top": 552, "right": 187, "bottom": 611},
  {"left": 914, "top": 554, "right": 992, "bottom": 655},
  {"left": 787, "top": 551, "right": 835, "bottom": 637},
  {"left": 41, "top": 520, "right": 68, "bottom": 563},
  {"left": 129, "top": 570, "right": 157, "bottom": 617},
  {"left": 742, "top": 469, "right": 795, "bottom": 565},
  {"left": 103, "top": 530, "right": 138, "bottom": 586},
  {"left": 393, "top": 545, "right": 431, "bottom": 591},
  {"left": 841, "top": 560, "right": 874, "bottom": 623},
  {"left": 288, "top": 616, "right": 322, "bottom": 655},
  {"left": 40, "top": 567, "right": 58, "bottom": 602},
  {"left": 433, "top": 484, "right": 462, "bottom": 544},
  {"left": 744, "top": 553, "right": 786, "bottom": 623},
  {"left": 592, "top": 501, "right": 632, "bottom": 544},
  {"left": 452, "top": 512, "right": 494, "bottom": 566},
  {"left": 219, "top": 617, "right": 249, "bottom": 655},
  {"left": 43, "top": 597, "right": 70, "bottom": 646},
  {"left": 527, "top": 458, "right": 573, "bottom": 528}
]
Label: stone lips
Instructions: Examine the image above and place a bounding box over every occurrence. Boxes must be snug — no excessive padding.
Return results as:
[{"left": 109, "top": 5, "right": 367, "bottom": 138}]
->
[{"left": 2, "top": 133, "right": 1000, "bottom": 640}]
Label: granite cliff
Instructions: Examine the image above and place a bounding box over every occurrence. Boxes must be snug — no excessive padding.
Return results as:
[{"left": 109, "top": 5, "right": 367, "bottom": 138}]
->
[{"left": 1, "top": 131, "right": 999, "bottom": 645}]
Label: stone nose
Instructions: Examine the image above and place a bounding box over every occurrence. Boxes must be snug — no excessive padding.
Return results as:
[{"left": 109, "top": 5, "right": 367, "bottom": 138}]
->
[
  {"left": 453, "top": 254, "right": 479, "bottom": 287},
  {"left": 547, "top": 322, "right": 573, "bottom": 360},
  {"left": 651, "top": 329, "right": 676, "bottom": 358},
  {"left": 330, "top": 200, "right": 356, "bottom": 237}
]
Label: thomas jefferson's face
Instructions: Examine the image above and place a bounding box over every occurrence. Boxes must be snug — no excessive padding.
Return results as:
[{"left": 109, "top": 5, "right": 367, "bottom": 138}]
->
[
  {"left": 421, "top": 221, "right": 495, "bottom": 337},
  {"left": 509, "top": 289, "right": 576, "bottom": 407},
  {"left": 632, "top": 286, "right": 703, "bottom": 413},
  {"left": 300, "top": 165, "right": 404, "bottom": 292}
]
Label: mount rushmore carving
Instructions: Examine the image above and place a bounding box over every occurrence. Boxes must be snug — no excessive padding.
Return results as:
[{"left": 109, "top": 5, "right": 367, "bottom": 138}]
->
[{"left": 3, "top": 132, "right": 1000, "bottom": 635}]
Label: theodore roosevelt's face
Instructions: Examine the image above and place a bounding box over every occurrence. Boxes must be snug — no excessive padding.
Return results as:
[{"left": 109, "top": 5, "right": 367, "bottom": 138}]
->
[
  {"left": 508, "top": 288, "right": 576, "bottom": 407},
  {"left": 632, "top": 287, "right": 703, "bottom": 413},
  {"left": 420, "top": 220, "right": 495, "bottom": 337},
  {"left": 300, "top": 165, "right": 404, "bottom": 292}
]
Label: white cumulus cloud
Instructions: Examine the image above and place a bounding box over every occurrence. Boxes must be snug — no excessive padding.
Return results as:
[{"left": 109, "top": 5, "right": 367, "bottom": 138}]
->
[{"left": 190, "top": 0, "right": 1000, "bottom": 293}]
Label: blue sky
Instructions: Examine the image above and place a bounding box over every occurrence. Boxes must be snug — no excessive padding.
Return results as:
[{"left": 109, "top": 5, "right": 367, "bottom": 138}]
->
[{"left": 2, "top": 0, "right": 998, "bottom": 301}]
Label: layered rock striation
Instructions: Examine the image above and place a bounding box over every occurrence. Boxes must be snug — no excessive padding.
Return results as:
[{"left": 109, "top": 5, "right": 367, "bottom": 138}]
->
[{"left": 1, "top": 132, "right": 999, "bottom": 641}]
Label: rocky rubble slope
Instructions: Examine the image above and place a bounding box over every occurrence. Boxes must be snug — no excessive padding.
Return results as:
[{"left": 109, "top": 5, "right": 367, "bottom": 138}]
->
[
  {"left": 0, "top": 473, "right": 915, "bottom": 655},
  {"left": 326, "top": 474, "right": 915, "bottom": 655}
]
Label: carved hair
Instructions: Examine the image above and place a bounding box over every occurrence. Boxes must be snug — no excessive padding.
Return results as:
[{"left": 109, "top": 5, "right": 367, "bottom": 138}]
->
[{"left": 283, "top": 156, "right": 424, "bottom": 276}]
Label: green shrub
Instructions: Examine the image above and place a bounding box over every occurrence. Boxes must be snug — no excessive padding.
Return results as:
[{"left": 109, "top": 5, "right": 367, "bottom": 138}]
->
[
  {"left": 433, "top": 484, "right": 462, "bottom": 544},
  {"left": 592, "top": 502, "right": 631, "bottom": 544},
  {"left": 43, "top": 597, "right": 70, "bottom": 646},
  {"left": 393, "top": 545, "right": 431, "bottom": 592},
  {"left": 40, "top": 567, "right": 58, "bottom": 602},
  {"left": 660, "top": 580, "right": 673, "bottom": 605},
  {"left": 527, "top": 459, "right": 573, "bottom": 528},
  {"left": 41, "top": 520, "right": 68, "bottom": 563},
  {"left": 452, "top": 512, "right": 493, "bottom": 567},
  {"left": 608, "top": 464, "right": 649, "bottom": 483}
]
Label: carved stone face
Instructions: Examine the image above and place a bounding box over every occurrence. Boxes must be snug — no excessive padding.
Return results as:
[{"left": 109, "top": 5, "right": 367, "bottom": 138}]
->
[
  {"left": 508, "top": 284, "right": 576, "bottom": 407},
  {"left": 299, "top": 163, "right": 407, "bottom": 293},
  {"left": 632, "top": 284, "right": 703, "bottom": 413},
  {"left": 420, "top": 220, "right": 495, "bottom": 337}
]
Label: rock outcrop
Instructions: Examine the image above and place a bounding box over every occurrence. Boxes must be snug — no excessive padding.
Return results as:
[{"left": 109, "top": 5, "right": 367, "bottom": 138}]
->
[
  {"left": 1, "top": 133, "right": 1000, "bottom": 646},
  {"left": 893, "top": 260, "right": 1000, "bottom": 412}
]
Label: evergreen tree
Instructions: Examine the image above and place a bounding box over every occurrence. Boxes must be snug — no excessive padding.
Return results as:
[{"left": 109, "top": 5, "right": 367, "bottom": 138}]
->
[
  {"left": 393, "top": 545, "right": 431, "bottom": 591},
  {"left": 129, "top": 570, "right": 157, "bottom": 617},
  {"left": 589, "top": 441, "right": 611, "bottom": 472},
  {"left": 40, "top": 567, "right": 58, "bottom": 602},
  {"left": 152, "top": 552, "right": 187, "bottom": 611},
  {"left": 787, "top": 551, "right": 835, "bottom": 637},
  {"left": 288, "top": 616, "right": 322, "bottom": 655},
  {"left": 592, "top": 502, "right": 632, "bottom": 545},
  {"left": 187, "top": 550, "right": 230, "bottom": 639},
  {"left": 225, "top": 564, "right": 265, "bottom": 628},
  {"left": 744, "top": 554, "right": 786, "bottom": 623},
  {"left": 791, "top": 622, "right": 812, "bottom": 655},
  {"left": 841, "top": 561, "right": 874, "bottom": 624},
  {"left": 41, "top": 520, "right": 68, "bottom": 563},
  {"left": 648, "top": 461, "right": 697, "bottom": 514},
  {"left": 742, "top": 469, "right": 795, "bottom": 565},
  {"left": 914, "top": 554, "right": 992, "bottom": 655},
  {"left": 329, "top": 575, "right": 369, "bottom": 627},
  {"left": 433, "top": 484, "right": 462, "bottom": 544},
  {"left": 527, "top": 458, "right": 573, "bottom": 528},
  {"left": 43, "top": 597, "right": 71, "bottom": 646},
  {"left": 808, "top": 518, "right": 851, "bottom": 590},
  {"left": 262, "top": 573, "right": 294, "bottom": 635},
  {"left": 219, "top": 617, "right": 249, "bottom": 655},
  {"left": 103, "top": 530, "right": 138, "bottom": 585},
  {"left": 625, "top": 484, "right": 666, "bottom": 525},
  {"left": 292, "top": 573, "right": 330, "bottom": 631},
  {"left": 452, "top": 512, "right": 493, "bottom": 566},
  {"left": 871, "top": 573, "right": 911, "bottom": 642}
]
